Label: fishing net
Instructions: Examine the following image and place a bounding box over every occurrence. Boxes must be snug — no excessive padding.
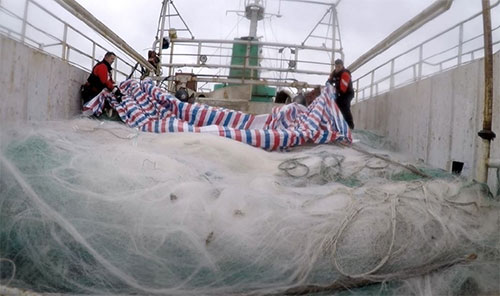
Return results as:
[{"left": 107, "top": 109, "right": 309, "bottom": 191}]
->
[{"left": 0, "top": 119, "right": 499, "bottom": 295}]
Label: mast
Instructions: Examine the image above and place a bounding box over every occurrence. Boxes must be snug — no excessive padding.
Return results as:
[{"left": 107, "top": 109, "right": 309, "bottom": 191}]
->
[{"left": 245, "top": 0, "right": 265, "bottom": 39}]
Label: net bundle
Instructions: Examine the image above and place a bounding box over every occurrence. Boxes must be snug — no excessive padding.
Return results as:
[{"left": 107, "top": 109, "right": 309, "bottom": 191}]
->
[{"left": 0, "top": 119, "right": 498, "bottom": 295}]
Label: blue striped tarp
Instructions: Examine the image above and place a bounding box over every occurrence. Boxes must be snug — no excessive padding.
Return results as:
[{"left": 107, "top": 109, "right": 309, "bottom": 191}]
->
[{"left": 82, "top": 79, "right": 351, "bottom": 150}]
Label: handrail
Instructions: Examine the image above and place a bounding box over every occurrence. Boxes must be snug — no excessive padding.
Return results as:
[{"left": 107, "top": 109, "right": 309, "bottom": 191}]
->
[
  {"left": 52, "top": 0, "right": 155, "bottom": 74},
  {"left": 352, "top": 0, "right": 500, "bottom": 102},
  {"left": 355, "top": 40, "right": 500, "bottom": 95},
  {"left": 170, "top": 38, "right": 343, "bottom": 53},
  {"left": 157, "top": 37, "right": 340, "bottom": 89},
  {"left": 355, "top": 23, "right": 500, "bottom": 83},
  {"left": 0, "top": 0, "right": 146, "bottom": 81},
  {"left": 348, "top": 0, "right": 454, "bottom": 72}
]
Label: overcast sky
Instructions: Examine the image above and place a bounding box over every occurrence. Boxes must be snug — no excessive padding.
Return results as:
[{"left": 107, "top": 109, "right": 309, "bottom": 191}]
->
[
  {"left": 2, "top": 0, "right": 499, "bottom": 84},
  {"left": 69, "top": 0, "right": 498, "bottom": 64}
]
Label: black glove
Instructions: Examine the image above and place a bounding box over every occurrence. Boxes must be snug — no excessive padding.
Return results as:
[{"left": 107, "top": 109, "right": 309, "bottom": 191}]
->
[{"left": 113, "top": 87, "right": 124, "bottom": 103}]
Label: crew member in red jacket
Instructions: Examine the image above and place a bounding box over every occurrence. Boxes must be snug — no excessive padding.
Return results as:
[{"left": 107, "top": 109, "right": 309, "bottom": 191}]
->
[
  {"left": 328, "top": 59, "right": 355, "bottom": 129},
  {"left": 81, "top": 51, "right": 123, "bottom": 104}
]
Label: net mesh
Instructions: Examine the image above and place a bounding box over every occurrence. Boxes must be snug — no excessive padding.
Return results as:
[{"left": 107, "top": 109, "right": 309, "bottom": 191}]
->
[{"left": 0, "top": 119, "right": 499, "bottom": 295}]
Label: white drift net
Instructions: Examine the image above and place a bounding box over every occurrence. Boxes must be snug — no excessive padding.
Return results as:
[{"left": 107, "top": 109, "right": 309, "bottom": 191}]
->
[{"left": 0, "top": 118, "right": 499, "bottom": 295}]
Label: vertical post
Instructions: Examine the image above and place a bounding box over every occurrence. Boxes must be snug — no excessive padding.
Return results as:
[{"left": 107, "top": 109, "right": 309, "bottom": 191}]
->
[
  {"left": 477, "top": 0, "right": 496, "bottom": 183},
  {"left": 21, "top": 0, "right": 29, "bottom": 42},
  {"left": 91, "top": 43, "right": 96, "bottom": 67},
  {"left": 331, "top": 5, "right": 337, "bottom": 69},
  {"left": 62, "top": 24, "right": 68, "bottom": 61},
  {"left": 355, "top": 79, "right": 359, "bottom": 103},
  {"left": 247, "top": 0, "right": 261, "bottom": 38},
  {"left": 245, "top": 41, "right": 251, "bottom": 82},
  {"left": 159, "top": 1, "right": 169, "bottom": 86},
  {"left": 168, "top": 42, "right": 174, "bottom": 92},
  {"left": 370, "top": 71, "right": 375, "bottom": 98},
  {"left": 294, "top": 46, "right": 299, "bottom": 70},
  {"left": 389, "top": 59, "right": 395, "bottom": 90},
  {"left": 418, "top": 44, "right": 423, "bottom": 80},
  {"left": 113, "top": 58, "right": 118, "bottom": 82},
  {"left": 66, "top": 46, "right": 70, "bottom": 62},
  {"left": 197, "top": 42, "right": 202, "bottom": 65},
  {"left": 457, "top": 23, "right": 464, "bottom": 65},
  {"left": 158, "top": 0, "right": 168, "bottom": 59}
]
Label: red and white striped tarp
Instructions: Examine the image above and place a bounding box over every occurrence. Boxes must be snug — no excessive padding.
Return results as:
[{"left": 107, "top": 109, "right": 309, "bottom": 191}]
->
[{"left": 82, "top": 79, "right": 351, "bottom": 150}]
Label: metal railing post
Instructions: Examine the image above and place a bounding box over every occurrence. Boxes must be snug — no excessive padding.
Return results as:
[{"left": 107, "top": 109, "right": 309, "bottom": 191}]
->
[
  {"left": 197, "top": 42, "right": 201, "bottom": 65},
  {"left": 457, "top": 23, "right": 464, "bottom": 65},
  {"left": 294, "top": 46, "right": 299, "bottom": 70},
  {"left": 355, "top": 79, "right": 359, "bottom": 103},
  {"left": 91, "top": 43, "right": 96, "bottom": 67},
  {"left": 62, "top": 24, "right": 68, "bottom": 61},
  {"left": 21, "top": 0, "right": 29, "bottom": 43},
  {"left": 168, "top": 42, "right": 175, "bottom": 92},
  {"left": 370, "top": 71, "right": 375, "bottom": 98},
  {"left": 113, "top": 58, "right": 118, "bottom": 81},
  {"left": 389, "top": 59, "right": 395, "bottom": 90},
  {"left": 418, "top": 44, "right": 423, "bottom": 79}
]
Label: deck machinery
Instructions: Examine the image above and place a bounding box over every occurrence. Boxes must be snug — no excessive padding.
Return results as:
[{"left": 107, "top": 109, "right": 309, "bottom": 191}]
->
[{"left": 151, "top": 0, "right": 344, "bottom": 108}]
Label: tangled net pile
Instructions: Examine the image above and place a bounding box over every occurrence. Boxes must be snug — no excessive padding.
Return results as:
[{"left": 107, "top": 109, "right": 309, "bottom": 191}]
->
[{"left": 0, "top": 119, "right": 499, "bottom": 295}]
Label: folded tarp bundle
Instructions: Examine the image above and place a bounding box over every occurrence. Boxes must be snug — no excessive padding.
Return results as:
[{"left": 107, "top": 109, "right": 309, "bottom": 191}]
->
[{"left": 83, "top": 79, "right": 351, "bottom": 150}]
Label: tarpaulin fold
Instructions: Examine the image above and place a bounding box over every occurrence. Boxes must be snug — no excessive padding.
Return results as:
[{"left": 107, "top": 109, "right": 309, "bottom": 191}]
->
[{"left": 83, "top": 79, "right": 351, "bottom": 150}]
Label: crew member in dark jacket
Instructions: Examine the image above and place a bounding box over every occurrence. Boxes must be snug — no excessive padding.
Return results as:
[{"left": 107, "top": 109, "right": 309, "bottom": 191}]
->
[
  {"left": 81, "top": 51, "right": 123, "bottom": 104},
  {"left": 328, "top": 59, "right": 355, "bottom": 129}
]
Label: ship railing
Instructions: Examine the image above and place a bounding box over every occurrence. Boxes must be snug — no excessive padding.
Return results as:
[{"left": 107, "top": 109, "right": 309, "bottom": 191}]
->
[
  {"left": 0, "top": 0, "right": 145, "bottom": 82},
  {"left": 352, "top": 0, "right": 500, "bottom": 103},
  {"left": 158, "top": 38, "right": 342, "bottom": 90}
]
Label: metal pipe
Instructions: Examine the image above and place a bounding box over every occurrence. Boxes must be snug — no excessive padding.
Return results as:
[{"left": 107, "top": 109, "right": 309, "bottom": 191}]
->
[
  {"left": 457, "top": 23, "right": 464, "bottom": 64},
  {"left": 489, "top": 159, "right": 500, "bottom": 168},
  {"left": 20, "top": 0, "right": 28, "bottom": 42},
  {"left": 157, "top": 0, "right": 168, "bottom": 60},
  {"left": 477, "top": 0, "right": 496, "bottom": 183},
  {"left": 481, "top": 0, "right": 494, "bottom": 134},
  {"left": 159, "top": 62, "right": 330, "bottom": 76},
  {"left": 302, "top": 6, "right": 332, "bottom": 45},
  {"left": 169, "top": 0, "right": 194, "bottom": 39},
  {"left": 170, "top": 38, "right": 343, "bottom": 53},
  {"left": 156, "top": 76, "right": 317, "bottom": 89},
  {"left": 53, "top": 0, "right": 155, "bottom": 74},
  {"left": 281, "top": 0, "right": 340, "bottom": 6},
  {"left": 62, "top": 23, "right": 68, "bottom": 61},
  {"left": 348, "top": 0, "right": 453, "bottom": 72},
  {"left": 331, "top": 6, "right": 337, "bottom": 68},
  {"left": 247, "top": 1, "right": 261, "bottom": 38}
]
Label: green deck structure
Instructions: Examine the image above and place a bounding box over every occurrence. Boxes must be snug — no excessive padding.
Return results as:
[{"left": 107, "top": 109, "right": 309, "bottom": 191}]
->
[{"left": 217, "top": 39, "right": 275, "bottom": 102}]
